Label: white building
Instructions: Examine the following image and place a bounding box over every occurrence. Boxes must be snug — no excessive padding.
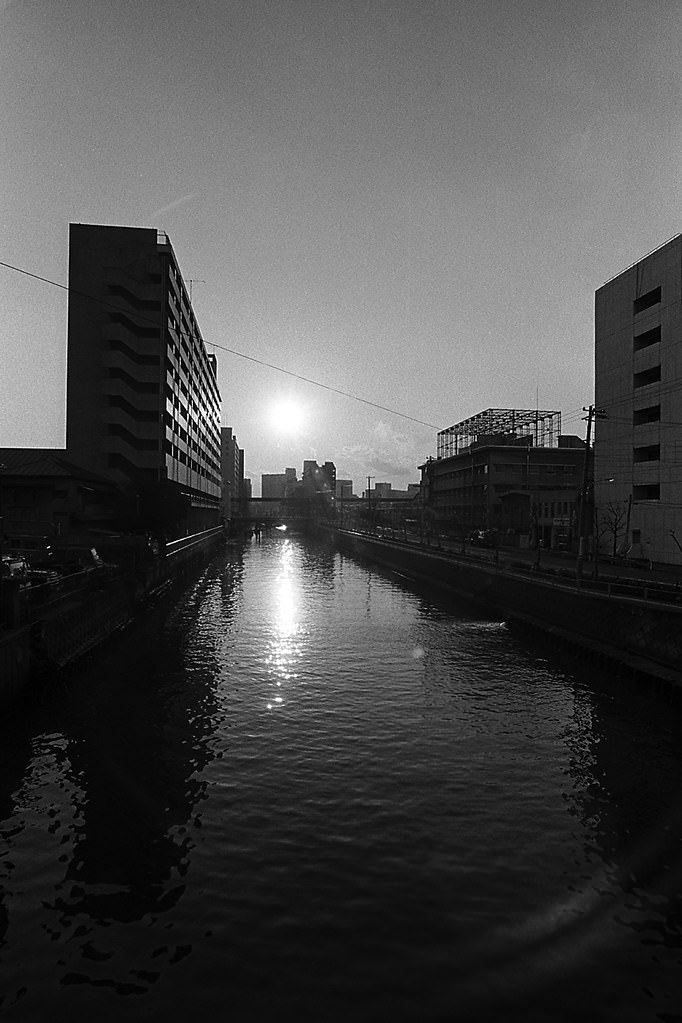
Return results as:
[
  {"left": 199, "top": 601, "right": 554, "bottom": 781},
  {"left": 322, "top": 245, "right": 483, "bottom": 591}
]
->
[{"left": 595, "top": 234, "right": 682, "bottom": 564}]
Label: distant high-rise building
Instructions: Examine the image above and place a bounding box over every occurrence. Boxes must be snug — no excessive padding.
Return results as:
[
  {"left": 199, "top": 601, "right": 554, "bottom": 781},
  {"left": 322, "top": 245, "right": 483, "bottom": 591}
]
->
[
  {"left": 66, "top": 223, "right": 221, "bottom": 534},
  {"left": 336, "top": 479, "right": 353, "bottom": 500},
  {"left": 262, "top": 473, "right": 286, "bottom": 499},
  {"left": 595, "top": 235, "right": 682, "bottom": 563},
  {"left": 302, "top": 460, "right": 336, "bottom": 497},
  {"left": 262, "top": 468, "right": 298, "bottom": 499},
  {"left": 221, "top": 427, "right": 243, "bottom": 523}
]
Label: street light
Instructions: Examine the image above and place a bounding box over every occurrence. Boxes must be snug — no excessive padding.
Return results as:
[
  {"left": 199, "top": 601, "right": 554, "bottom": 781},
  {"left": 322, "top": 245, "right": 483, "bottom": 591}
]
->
[{"left": 576, "top": 405, "right": 606, "bottom": 580}]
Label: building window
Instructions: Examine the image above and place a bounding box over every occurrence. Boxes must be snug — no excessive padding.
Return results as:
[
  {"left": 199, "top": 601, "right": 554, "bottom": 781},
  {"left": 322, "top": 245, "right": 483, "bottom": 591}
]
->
[
  {"left": 633, "top": 404, "right": 661, "bottom": 425},
  {"left": 633, "top": 444, "right": 660, "bottom": 462},
  {"left": 633, "top": 287, "right": 661, "bottom": 314},
  {"left": 633, "top": 484, "right": 660, "bottom": 501},
  {"left": 633, "top": 365, "right": 661, "bottom": 388},
  {"left": 632, "top": 529, "right": 641, "bottom": 544},
  {"left": 633, "top": 325, "right": 661, "bottom": 351}
]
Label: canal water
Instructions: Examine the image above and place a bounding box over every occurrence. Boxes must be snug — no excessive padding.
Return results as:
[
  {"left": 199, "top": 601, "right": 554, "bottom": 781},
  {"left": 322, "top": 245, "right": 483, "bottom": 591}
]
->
[{"left": 1, "top": 533, "right": 682, "bottom": 1022}]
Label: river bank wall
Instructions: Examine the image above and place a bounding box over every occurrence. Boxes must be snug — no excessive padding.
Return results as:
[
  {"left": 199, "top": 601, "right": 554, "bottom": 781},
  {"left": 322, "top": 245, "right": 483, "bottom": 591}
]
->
[
  {"left": 328, "top": 528, "right": 682, "bottom": 690},
  {"left": 0, "top": 527, "right": 225, "bottom": 707}
]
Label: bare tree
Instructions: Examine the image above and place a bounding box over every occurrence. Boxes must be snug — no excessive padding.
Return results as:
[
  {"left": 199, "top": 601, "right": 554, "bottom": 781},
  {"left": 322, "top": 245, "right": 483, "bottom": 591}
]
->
[{"left": 596, "top": 501, "right": 629, "bottom": 561}]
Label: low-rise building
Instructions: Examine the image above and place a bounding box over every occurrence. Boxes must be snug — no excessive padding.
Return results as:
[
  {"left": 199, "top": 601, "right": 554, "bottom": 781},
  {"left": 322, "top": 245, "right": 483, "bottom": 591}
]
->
[
  {"left": 335, "top": 479, "right": 354, "bottom": 500},
  {"left": 420, "top": 409, "right": 587, "bottom": 547},
  {"left": 0, "top": 448, "right": 119, "bottom": 542}
]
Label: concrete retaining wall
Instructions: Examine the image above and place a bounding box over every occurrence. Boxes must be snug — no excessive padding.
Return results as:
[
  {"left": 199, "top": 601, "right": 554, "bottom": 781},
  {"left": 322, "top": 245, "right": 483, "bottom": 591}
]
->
[
  {"left": 0, "top": 527, "right": 224, "bottom": 707},
  {"left": 333, "top": 530, "right": 682, "bottom": 685}
]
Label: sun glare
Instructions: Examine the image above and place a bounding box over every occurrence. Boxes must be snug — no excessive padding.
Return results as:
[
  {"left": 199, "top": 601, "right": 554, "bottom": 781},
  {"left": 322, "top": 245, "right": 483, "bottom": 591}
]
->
[{"left": 268, "top": 398, "right": 305, "bottom": 435}]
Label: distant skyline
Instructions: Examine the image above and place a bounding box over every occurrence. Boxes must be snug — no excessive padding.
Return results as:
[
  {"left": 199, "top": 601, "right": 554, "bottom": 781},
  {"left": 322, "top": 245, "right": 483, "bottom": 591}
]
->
[{"left": 3, "top": 1, "right": 682, "bottom": 495}]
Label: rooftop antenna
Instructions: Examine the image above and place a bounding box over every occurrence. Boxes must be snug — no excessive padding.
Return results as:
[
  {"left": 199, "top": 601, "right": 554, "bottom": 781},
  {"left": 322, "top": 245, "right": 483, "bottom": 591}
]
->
[{"left": 188, "top": 278, "right": 205, "bottom": 302}]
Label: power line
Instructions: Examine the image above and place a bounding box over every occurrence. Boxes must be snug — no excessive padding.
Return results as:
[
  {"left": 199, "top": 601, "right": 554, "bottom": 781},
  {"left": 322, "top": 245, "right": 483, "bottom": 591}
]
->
[
  {"left": 202, "top": 339, "right": 440, "bottom": 429},
  {"left": 0, "top": 257, "right": 441, "bottom": 431}
]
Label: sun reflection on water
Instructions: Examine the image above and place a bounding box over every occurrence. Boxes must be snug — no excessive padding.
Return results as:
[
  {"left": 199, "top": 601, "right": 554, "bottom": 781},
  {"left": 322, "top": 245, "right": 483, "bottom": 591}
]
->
[{"left": 266, "top": 540, "right": 304, "bottom": 710}]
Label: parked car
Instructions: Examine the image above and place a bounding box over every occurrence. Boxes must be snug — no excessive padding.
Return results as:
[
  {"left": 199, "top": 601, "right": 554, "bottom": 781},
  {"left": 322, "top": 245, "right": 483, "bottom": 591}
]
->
[{"left": 1, "top": 554, "right": 30, "bottom": 579}]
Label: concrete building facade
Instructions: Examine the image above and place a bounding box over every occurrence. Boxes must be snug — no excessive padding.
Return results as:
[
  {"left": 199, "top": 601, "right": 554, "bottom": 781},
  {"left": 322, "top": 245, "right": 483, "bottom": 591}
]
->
[
  {"left": 595, "top": 235, "right": 682, "bottom": 564},
  {"left": 301, "top": 460, "right": 336, "bottom": 498},
  {"left": 261, "top": 468, "right": 297, "bottom": 500},
  {"left": 0, "top": 448, "right": 118, "bottom": 542},
  {"left": 66, "top": 223, "right": 222, "bottom": 534},
  {"left": 220, "top": 427, "right": 244, "bottom": 525},
  {"left": 335, "top": 479, "right": 354, "bottom": 500},
  {"left": 420, "top": 409, "right": 586, "bottom": 547}
]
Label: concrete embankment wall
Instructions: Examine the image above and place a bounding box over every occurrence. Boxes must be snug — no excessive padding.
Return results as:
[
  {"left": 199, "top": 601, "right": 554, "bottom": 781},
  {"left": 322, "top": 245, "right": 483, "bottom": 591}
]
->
[
  {"left": 333, "top": 530, "right": 682, "bottom": 685},
  {"left": 0, "top": 527, "right": 224, "bottom": 706}
]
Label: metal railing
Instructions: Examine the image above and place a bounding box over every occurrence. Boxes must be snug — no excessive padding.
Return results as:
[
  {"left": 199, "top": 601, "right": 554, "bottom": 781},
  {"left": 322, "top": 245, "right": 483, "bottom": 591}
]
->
[
  {"left": 164, "top": 526, "right": 223, "bottom": 558},
  {"left": 340, "top": 527, "right": 682, "bottom": 608}
]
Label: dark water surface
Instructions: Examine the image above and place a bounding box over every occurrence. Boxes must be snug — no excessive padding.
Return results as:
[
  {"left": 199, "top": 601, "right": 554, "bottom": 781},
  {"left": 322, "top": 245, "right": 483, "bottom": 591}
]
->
[{"left": 1, "top": 534, "right": 682, "bottom": 1021}]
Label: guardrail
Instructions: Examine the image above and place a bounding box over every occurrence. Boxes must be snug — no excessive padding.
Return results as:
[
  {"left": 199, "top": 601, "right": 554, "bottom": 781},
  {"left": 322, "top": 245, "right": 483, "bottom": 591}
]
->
[
  {"left": 164, "top": 526, "right": 223, "bottom": 558},
  {"left": 1, "top": 527, "right": 225, "bottom": 630},
  {"left": 339, "top": 528, "right": 682, "bottom": 607}
]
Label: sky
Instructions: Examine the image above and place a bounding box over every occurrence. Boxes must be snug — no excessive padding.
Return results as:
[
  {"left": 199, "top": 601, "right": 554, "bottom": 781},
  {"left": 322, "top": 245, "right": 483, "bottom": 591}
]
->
[{"left": 2, "top": 0, "right": 682, "bottom": 496}]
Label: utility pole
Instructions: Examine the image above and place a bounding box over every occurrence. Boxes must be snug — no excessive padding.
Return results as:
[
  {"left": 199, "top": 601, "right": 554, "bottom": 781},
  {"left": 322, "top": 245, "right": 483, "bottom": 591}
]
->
[
  {"left": 366, "top": 476, "right": 375, "bottom": 532},
  {"left": 577, "top": 404, "right": 606, "bottom": 580}
]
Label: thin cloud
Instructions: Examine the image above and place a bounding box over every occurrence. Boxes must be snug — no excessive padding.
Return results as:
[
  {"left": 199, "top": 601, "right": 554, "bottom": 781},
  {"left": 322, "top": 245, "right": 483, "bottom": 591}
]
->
[{"left": 147, "top": 192, "right": 198, "bottom": 220}]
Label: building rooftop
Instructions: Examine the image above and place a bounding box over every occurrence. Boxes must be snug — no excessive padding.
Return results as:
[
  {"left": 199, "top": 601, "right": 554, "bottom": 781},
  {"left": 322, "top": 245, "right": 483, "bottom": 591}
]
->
[
  {"left": 0, "top": 448, "right": 114, "bottom": 485},
  {"left": 437, "top": 408, "right": 561, "bottom": 458},
  {"left": 599, "top": 231, "right": 682, "bottom": 289}
]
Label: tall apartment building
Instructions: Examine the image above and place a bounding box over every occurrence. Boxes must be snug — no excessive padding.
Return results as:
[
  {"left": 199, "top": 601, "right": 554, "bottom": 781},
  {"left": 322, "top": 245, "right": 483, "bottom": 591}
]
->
[
  {"left": 595, "top": 235, "right": 682, "bottom": 564},
  {"left": 66, "top": 223, "right": 222, "bottom": 534},
  {"left": 220, "top": 426, "right": 244, "bottom": 523}
]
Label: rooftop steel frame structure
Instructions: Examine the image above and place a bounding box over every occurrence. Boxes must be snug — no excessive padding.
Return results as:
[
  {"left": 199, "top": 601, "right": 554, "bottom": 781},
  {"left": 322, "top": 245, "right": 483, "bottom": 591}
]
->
[{"left": 437, "top": 408, "right": 562, "bottom": 459}]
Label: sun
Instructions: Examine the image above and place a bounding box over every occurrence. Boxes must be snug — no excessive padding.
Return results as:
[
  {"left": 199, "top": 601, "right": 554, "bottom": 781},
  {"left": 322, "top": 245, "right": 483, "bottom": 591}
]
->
[{"left": 268, "top": 398, "right": 305, "bottom": 435}]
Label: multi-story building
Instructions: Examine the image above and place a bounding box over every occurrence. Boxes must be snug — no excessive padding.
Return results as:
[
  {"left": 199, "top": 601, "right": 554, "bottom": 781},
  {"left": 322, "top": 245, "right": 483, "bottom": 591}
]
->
[
  {"left": 261, "top": 474, "right": 283, "bottom": 500},
  {"left": 301, "top": 460, "right": 336, "bottom": 497},
  {"left": 595, "top": 235, "right": 682, "bottom": 564},
  {"left": 220, "top": 427, "right": 244, "bottom": 525},
  {"left": 335, "top": 479, "right": 354, "bottom": 500},
  {"left": 364, "top": 482, "right": 417, "bottom": 500},
  {"left": 261, "top": 468, "right": 297, "bottom": 500},
  {"left": 66, "top": 223, "right": 222, "bottom": 535},
  {"left": 295, "top": 460, "right": 336, "bottom": 519},
  {"left": 420, "top": 409, "right": 587, "bottom": 547}
]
